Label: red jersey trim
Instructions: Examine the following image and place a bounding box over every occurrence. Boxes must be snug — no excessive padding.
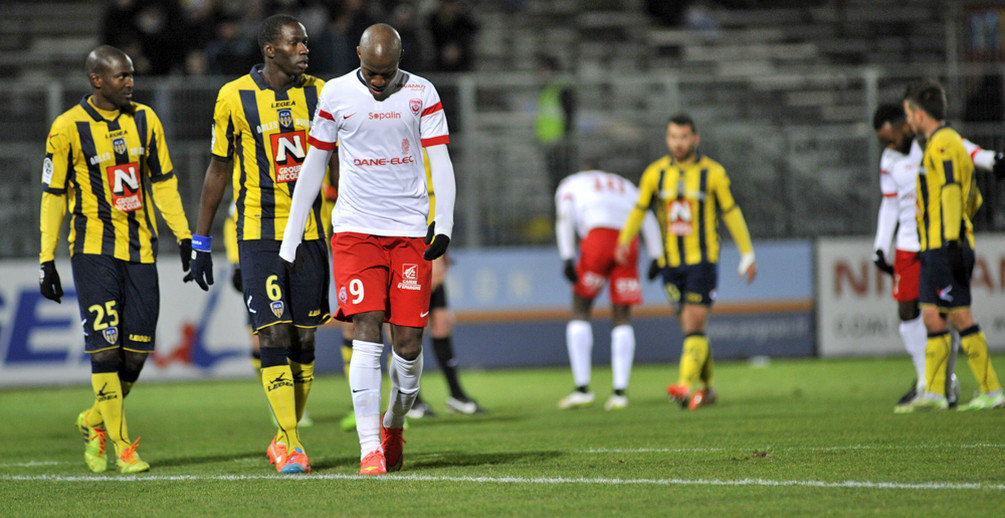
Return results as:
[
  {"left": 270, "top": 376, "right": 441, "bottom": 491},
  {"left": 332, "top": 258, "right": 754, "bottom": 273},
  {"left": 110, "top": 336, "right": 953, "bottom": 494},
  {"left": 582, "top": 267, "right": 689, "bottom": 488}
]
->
[
  {"left": 421, "top": 135, "right": 450, "bottom": 147},
  {"left": 421, "top": 102, "right": 443, "bottom": 117},
  {"left": 317, "top": 109, "right": 334, "bottom": 121},
  {"left": 308, "top": 135, "right": 336, "bottom": 151}
]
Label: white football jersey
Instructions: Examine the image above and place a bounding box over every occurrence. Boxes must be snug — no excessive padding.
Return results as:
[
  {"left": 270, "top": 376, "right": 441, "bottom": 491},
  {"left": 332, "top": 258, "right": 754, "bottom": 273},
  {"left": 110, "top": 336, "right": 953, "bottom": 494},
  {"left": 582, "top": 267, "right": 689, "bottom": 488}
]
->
[
  {"left": 308, "top": 69, "right": 449, "bottom": 237},
  {"left": 554, "top": 170, "right": 663, "bottom": 260},
  {"left": 875, "top": 138, "right": 984, "bottom": 254}
]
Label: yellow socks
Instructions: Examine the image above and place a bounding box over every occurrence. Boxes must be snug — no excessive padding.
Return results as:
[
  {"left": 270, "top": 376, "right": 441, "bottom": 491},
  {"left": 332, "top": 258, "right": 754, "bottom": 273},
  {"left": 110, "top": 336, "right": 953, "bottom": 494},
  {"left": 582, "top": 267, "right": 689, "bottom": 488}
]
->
[
  {"left": 289, "top": 360, "right": 314, "bottom": 423},
  {"left": 92, "top": 372, "right": 130, "bottom": 454},
  {"left": 678, "top": 334, "right": 709, "bottom": 388},
  {"left": 261, "top": 364, "right": 301, "bottom": 450},
  {"left": 959, "top": 325, "right": 1001, "bottom": 393},
  {"left": 924, "top": 331, "right": 951, "bottom": 396}
]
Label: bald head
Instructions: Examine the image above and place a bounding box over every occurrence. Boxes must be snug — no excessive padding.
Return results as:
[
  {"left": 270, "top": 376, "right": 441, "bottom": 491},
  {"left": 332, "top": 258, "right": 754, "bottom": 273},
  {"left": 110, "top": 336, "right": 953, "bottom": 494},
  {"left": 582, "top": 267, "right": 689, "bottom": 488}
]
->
[
  {"left": 358, "top": 24, "right": 402, "bottom": 65},
  {"left": 86, "top": 45, "right": 131, "bottom": 76}
]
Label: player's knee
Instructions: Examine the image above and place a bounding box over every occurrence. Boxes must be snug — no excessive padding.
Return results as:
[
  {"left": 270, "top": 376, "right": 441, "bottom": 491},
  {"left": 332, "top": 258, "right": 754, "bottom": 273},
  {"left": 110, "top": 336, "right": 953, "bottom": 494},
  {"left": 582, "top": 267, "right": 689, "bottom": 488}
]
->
[
  {"left": 393, "top": 331, "right": 423, "bottom": 360},
  {"left": 90, "top": 349, "right": 121, "bottom": 372},
  {"left": 290, "top": 328, "right": 316, "bottom": 364},
  {"left": 120, "top": 350, "right": 148, "bottom": 383},
  {"left": 258, "top": 324, "right": 293, "bottom": 350},
  {"left": 898, "top": 302, "right": 919, "bottom": 321}
]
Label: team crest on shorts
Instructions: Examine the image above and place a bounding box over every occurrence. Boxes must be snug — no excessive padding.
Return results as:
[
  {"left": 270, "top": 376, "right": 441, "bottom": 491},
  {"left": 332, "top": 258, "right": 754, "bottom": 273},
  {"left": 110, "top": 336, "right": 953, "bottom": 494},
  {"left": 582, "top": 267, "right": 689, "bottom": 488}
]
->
[
  {"left": 103, "top": 327, "right": 118, "bottom": 345},
  {"left": 338, "top": 286, "right": 347, "bottom": 305},
  {"left": 271, "top": 301, "right": 285, "bottom": 318},
  {"left": 409, "top": 98, "right": 421, "bottom": 115},
  {"left": 397, "top": 263, "right": 421, "bottom": 291}
]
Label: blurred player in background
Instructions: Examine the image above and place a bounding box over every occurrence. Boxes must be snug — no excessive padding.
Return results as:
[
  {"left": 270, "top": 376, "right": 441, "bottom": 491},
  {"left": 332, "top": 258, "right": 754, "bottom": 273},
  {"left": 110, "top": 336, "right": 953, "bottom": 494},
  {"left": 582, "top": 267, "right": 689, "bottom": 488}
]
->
[
  {"left": 409, "top": 254, "right": 487, "bottom": 417},
  {"left": 616, "top": 113, "right": 756, "bottom": 411},
  {"left": 281, "top": 23, "right": 456, "bottom": 475},
  {"left": 871, "top": 103, "right": 1003, "bottom": 412},
  {"left": 40, "top": 45, "right": 193, "bottom": 473},
  {"left": 899, "top": 79, "right": 1004, "bottom": 411},
  {"left": 554, "top": 167, "right": 662, "bottom": 411},
  {"left": 187, "top": 14, "right": 337, "bottom": 474}
]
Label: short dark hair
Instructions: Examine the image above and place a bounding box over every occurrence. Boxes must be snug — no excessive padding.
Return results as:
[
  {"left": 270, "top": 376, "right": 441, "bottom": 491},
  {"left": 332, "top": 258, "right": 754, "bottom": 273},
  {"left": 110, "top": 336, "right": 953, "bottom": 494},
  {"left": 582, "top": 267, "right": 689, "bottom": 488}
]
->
[
  {"left": 667, "top": 112, "right": 697, "bottom": 133},
  {"left": 258, "top": 14, "right": 300, "bottom": 53},
  {"left": 872, "top": 103, "right": 905, "bottom": 130},
  {"left": 903, "top": 79, "right": 947, "bottom": 121}
]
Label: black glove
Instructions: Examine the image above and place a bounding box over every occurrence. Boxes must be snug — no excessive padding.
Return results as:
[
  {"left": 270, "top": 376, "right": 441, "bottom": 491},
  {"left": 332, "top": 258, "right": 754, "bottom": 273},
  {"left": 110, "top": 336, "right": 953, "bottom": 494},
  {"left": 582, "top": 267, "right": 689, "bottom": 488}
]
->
[
  {"left": 184, "top": 235, "right": 214, "bottom": 291},
  {"left": 178, "top": 238, "right": 192, "bottom": 272},
  {"left": 39, "top": 261, "right": 63, "bottom": 303},
  {"left": 424, "top": 222, "right": 450, "bottom": 261},
  {"left": 282, "top": 252, "right": 304, "bottom": 275},
  {"left": 563, "top": 259, "right": 577, "bottom": 283},
  {"left": 946, "top": 240, "right": 967, "bottom": 286},
  {"left": 993, "top": 151, "right": 1005, "bottom": 180},
  {"left": 872, "top": 249, "right": 894, "bottom": 276},
  {"left": 231, "top": 266, "right": 242, "bottom": 292},
  {"left": 647, "top": 259, "right": 661, "bottom": 281}
]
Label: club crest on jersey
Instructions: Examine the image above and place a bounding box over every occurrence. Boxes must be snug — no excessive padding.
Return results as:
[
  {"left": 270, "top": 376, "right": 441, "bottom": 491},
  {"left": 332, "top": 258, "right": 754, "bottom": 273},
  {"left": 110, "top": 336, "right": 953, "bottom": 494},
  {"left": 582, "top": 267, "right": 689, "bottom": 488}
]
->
[
  {"left": 278, "top": 109, "right": 293, "bottom": 129},
  {"left": 409, "top": 98, "right": 421, "bottom": 115},
  {"left": 112, "top": 137, "right": 127, "bottom": 155},
  {"left": 402, "top": 139, "right": 410, "bottom": 155},
  {"left": 397, "top": 263, "right": 422, "bottom": 291},
  {"left": 271, "top": 300, "right": 285, "bottom": 318},
  {"left": 103, "top": 327, "right": 118, "bottom": 345}
]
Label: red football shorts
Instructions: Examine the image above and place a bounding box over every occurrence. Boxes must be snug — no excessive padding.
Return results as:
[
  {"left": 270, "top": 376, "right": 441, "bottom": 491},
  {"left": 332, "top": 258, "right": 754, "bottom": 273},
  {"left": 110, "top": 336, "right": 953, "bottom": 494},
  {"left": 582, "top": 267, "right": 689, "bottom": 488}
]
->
[
  {"left": 575, "top": 228, "right": 643, "bottom": 306},
  {"left": 331, "top": 232, "right": 432, "bottom": 328},
  {"left": 892, "top": 249, "right": 920, "bottom": 302}
]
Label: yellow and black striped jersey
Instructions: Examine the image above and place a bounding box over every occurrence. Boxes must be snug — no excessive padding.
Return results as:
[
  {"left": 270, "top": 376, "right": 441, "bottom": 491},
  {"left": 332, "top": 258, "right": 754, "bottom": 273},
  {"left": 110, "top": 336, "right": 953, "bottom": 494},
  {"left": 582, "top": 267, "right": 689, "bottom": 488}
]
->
[
  {"left": 211, "top": 65, "right": 326, "bottom": 242},
  {"left": 619, "top": 154, "right": 753, "bottom": 267},
  {"left": 40, "top": 96, "right": 191, "bottom": 263},
  {"left": 916, "top": 126, "right": 977, "bottom": 251}
]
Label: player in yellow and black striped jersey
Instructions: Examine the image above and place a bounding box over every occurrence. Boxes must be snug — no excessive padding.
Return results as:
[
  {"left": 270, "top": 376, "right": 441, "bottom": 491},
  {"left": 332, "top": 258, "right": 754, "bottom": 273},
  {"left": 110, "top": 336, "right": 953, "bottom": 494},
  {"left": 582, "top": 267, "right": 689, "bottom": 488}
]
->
[
  {"left": 39, "top": 46, "right": 193, "bottom": 474},
  {"left": 616, "top": 113, "right": 756, "bottom": 411},
  {"left": 187, "top": 14, "right": 340, "bottom": 474},
  {"left": 901, "top": 79, "right": 1004, "bottom": 411}
]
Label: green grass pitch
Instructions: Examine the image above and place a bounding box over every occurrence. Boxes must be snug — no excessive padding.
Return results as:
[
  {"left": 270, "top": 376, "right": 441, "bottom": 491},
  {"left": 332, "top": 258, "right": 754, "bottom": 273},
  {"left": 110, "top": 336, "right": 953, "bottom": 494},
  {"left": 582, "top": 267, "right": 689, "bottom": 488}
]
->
[{"left": 2, "top": 355, "right": 1004, "bottom": 516}]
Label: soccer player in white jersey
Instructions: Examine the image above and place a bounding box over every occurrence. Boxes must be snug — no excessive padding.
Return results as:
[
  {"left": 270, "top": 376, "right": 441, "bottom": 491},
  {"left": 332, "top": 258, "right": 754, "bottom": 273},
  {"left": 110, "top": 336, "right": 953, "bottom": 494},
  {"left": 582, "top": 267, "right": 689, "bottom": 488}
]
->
[
  {"left": 871, "top": 103, "right": 1000, "bottom": 412},
  {"left": 555, "top": 167, "right": 663, "bottom": 411},
  {"left": 281, "top": 23, "right": 455, "bottom": 475}
]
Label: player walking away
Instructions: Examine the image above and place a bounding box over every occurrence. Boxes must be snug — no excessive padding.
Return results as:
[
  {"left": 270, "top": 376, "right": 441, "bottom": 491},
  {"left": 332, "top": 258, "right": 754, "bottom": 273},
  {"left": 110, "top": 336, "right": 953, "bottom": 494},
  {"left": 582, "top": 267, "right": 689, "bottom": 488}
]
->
[
  {"left": 281, "top": 23, "right": 456, "bottom": 475},
  {"left": 616, "top": 113, "right": 756, "bottom": 411},
  {"left": 554, "top": 167, "right": 663, "bottom": 411},
  {"left": 40, "top": 45, "right": 193, "bottom": 473},
  {"left": 408, "top": 254, "right": 487, "bottom": 417},
  {"left": 871, "top": 104, "right": 1004, "bottom": 412},
  {"left": 186, "top": 14, "right": 338, "bottom": 474},
  {"left": 898, "top": 79, "right": 1005, "bottom": 412}
]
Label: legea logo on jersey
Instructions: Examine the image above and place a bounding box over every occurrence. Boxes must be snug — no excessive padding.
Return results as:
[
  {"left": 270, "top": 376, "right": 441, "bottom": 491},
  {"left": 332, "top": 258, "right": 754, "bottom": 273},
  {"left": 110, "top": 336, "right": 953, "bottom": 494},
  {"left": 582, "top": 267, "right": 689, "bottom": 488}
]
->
[
  {"left": 397, "top": 263, "right": 422, "bottom": 291},
  {"left": 270, "top": 130, "right": 307, "bottom": 183},
  {"left": 409, "top": 98, "right": 421, "bottom": 115},
  {"left": 667, "top": 199, "right": 693, "bottom": 236},
  {"left": 106, "top": 162, "right": 143, "bottom": 212}
]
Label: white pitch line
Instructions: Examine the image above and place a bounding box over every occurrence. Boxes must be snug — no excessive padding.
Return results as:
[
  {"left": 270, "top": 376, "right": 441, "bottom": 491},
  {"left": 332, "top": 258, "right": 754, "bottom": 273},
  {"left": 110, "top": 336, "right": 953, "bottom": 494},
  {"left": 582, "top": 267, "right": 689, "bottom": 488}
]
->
[
  {"left": 1, "top": 472, "right": 1003, "bottom": 491},
  {"left": 580, "top": 443, "right": 1005, "bottom": 454}
]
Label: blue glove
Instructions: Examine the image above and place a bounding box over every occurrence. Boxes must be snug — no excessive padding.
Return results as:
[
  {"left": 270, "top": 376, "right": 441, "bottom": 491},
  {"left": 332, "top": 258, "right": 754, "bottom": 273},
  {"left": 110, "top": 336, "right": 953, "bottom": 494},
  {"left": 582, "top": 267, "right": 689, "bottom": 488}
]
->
[{"left": 184, "top": 235, "right": 214, "bottom": 291}]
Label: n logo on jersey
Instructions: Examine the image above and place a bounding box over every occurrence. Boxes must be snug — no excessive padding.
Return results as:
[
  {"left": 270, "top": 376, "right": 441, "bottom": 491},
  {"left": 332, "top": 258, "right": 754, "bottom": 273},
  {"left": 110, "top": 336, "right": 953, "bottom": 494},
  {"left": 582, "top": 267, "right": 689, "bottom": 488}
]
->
[
  {"left": 106, "top": 163, "right": 143, "bottom": 212},
  {"left": 278, "top": 109, "right": 293, "bottom": 129},
  {"left": 270, "top": 130, "right": 307, "bottom": 183},
  {"left": 112, "top": 137, "right": 127, "bottom": 156},
  {"left": 667, "top": 199, "right": 693, "bottom": 236},
  {"left": 409, "top": 98, "right": 421, "bottom": 116}
]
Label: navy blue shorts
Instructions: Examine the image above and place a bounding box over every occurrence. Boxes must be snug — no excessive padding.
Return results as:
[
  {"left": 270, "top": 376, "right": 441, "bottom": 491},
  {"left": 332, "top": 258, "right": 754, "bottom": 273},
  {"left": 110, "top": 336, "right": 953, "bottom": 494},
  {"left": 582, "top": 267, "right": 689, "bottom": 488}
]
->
[
  {"left": 662, "top": 262, "right": 718, "bottom": 309},
  {"left": 71, "top": 254, "right": 159, "bottom": 354},
  {"left": 919, "top": 245, "right": 974, "bottom": 311},
  {"left": 238, "top": 239, "right": 331, "bottom": 333}
]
